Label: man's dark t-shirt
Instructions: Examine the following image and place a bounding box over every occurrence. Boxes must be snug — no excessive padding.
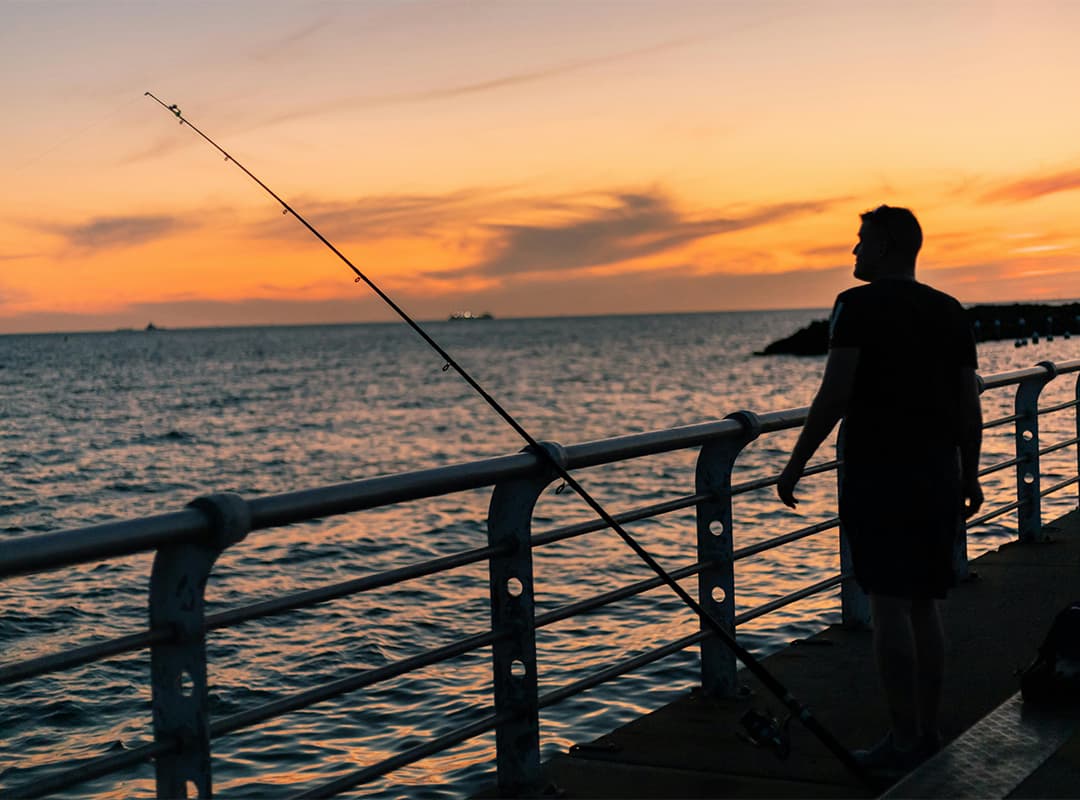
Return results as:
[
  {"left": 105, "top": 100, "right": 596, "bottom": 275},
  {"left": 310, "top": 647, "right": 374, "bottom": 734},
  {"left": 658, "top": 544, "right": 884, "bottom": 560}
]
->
[
  {"left": 829, "top": 279, "right": 977, "bottom": 464},
  {"left": 828, "top": 279, "right": 977, "bottom": 597}
]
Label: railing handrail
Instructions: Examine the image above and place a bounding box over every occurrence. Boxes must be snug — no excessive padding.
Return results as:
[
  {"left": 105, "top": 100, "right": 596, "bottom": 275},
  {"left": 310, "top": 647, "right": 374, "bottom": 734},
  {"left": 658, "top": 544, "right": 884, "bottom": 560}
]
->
[{"left": 5, "top": 359, "right": 1080, "bottom": 580}]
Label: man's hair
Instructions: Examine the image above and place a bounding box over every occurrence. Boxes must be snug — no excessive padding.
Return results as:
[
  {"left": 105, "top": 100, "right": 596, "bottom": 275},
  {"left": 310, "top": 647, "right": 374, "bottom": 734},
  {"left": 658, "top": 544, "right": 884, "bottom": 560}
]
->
[{"left": 861, "top": 205, "right": 922, "bottom": 264}]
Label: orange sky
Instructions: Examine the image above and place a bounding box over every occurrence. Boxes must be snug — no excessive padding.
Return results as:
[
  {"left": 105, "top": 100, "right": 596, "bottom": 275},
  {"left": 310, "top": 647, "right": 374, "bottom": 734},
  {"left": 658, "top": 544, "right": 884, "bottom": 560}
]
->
[{"left": 4, "top": 1, "right": 1080, "bottom": 333}]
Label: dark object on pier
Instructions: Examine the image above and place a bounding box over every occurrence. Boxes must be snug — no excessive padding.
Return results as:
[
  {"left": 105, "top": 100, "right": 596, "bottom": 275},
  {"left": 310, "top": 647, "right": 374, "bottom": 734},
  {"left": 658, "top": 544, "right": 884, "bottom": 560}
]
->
[
  {"left": 759, "top": 302, "right": 1080, "bottom": 356},
  {"left": 739, "top": 708, "right": 791, "bottom": 759},
  {"left": 1020, "top": 600, "right": 1080, "bottom": 707}
]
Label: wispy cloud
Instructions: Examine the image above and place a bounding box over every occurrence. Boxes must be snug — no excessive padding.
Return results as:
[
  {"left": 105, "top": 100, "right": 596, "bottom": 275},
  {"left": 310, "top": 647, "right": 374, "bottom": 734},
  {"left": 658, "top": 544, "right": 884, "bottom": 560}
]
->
[
  {"left": 251, "top": 188, "right": 517, "bottom": 242},
  {"left": 243, "top": 186, "right": 842, "bottom": 280},
  {"left": 251, "top": 16, "right": 335, "bottom": 62},
  {"left": 40, "top": 214, "right": 192, "bottom": 252},
  {"left": 259, "top": 34, "right": 704, "bottom": 129},
  {"left": 437, "top": 191, "right": 839, "bottom": 278},
  {"left": 126, "top": 27, "right": 741, "bottom": 166},
  {"left": 982, "top": 168, "right": 1080, "bottom": 204}
]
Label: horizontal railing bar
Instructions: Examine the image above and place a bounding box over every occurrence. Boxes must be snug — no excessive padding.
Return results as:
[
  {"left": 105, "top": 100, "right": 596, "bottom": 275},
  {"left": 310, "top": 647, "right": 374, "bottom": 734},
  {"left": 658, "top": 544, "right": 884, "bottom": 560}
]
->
[
  {"left": 533, "top": 455, "right": 840, "bottom": 547},
  {"left": 1040, "top": 475, "right": 1079, "bottom": 498},
  {"left": 733, "top": 518, "right": 840, "bottom": 561},
  {"left": 980, "top": 364, "right": 1059, "bottom": 390},
  {"left": 1, "top": 545, "right": 509, "bottom": 684},
  {"left": 967, "top": 499, "right": 1022, "bottom": 528},
  {"left": 733, "top": 575, "right": 843, "bottom": 626},
  {"left": 295, "top": 566, "right": 856, "bottom": 796},
  {"left": 210, "top": 628, "right": 504, "bottom": 739},
  {"left": 221, "top": 559, "right": 715, "bottom": 742},
  {"left": 301, "top": 568, "right": 858, "bottom": 797},
  {"left": 290, "top": 564, "right": 861, "bottom": 797},
  {"left": 534, "top": 562, "right": 709, "bottom": 629},
  {"left": 205, "top": 544, "right": 506, "bottom": 633},
  {"left": 565, "top": 407, "right": 818, "bottom": 471},
  {"left": 979, "top": 455, "right": 1025, "bottom": 477},
  {"left": 291, "top": 710, "right": 511, "bottom": 799},
  {"left": 0, "top": 509, "right": 207, "bottom": 580},
  {"left": 3, "top": 738, "right": 175, "bottom": 799},
  {"left": 300, "top": 573, "right": 857, "bottom": 792},
  {"left": 541, "top": 573, "right": 848, "bottom": 712},
  {"left": 1039, "top": 398, "right": 1079, "bottom": 416},
  {"left": 1052, "top": 359, "right": 1080, "bottom": 374},
  {"left": 538, "top": 630, "right": 709, "bottom": 710},
  {"left": 983, "top": 412, "right": 1024, "bottom": 429},
  {"left": 0, "top": 627, "right": 171, "bottom": 687},
  {"left": 532, "top": 493, "right": 709, "bottom": 548},
  {"left": 0, "top": 466, "right": 994, "bottom": 686},
  {"left": 1038, "top": 437, "right": 1080, "bottom": 458},
  {"left": 6, "top": 361, "right": 1078, "bottom": 578},
  {"left": 248, "top": 454, "right": 538, "bottom": 532},
  {"left": 269, "top": 412, "right": 804, "bottom": 539},
  {"left": 560, "top": 417, "right": 751, "bottom": 469},
  {"left": 730, "top": 459, "right": 840, "bottom": 497},
  {"left": 531, "top": 462, "right": 842, "bottom": 557},
  {"left": 0, "top": 421, "right": 756, "bottom": 577}
]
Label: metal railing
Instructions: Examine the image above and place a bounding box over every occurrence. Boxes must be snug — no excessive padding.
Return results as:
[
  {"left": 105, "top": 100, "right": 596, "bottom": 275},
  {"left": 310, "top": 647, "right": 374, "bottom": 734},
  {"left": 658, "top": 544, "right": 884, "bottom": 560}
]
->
[{"left": 2, "top": 359, "right": 1079, "bottom": 798}]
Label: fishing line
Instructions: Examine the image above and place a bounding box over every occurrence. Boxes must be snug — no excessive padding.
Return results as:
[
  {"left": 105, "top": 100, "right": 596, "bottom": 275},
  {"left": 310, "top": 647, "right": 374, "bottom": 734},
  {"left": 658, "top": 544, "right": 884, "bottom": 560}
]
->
[
  {"left": 145, "top": 91, "right": 871, "bottom": 788},
  {"left": 13, "top": 94, "right": 143, "bottom": 174}
]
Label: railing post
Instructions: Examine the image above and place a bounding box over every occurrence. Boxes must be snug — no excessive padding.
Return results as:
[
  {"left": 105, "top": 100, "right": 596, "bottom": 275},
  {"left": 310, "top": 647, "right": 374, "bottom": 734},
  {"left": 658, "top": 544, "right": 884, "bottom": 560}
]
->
[
  {"left": 149, "top": 493, "right": 250, "bottom": 799},
  {"left": 695, "top": 410, "right": 760, "bottom": 697},
  {"left": 487, "top": 443, "right": 560, "bottom": 796},
  {"left": 836, "top": 424, "right": 870, "bottom": 629},
  {"left": 1016, "top": 362, "right": 1056, "bottom": 542},
  {"left": 1075, "top": 371, "right": 1080, "bottom": 508}
]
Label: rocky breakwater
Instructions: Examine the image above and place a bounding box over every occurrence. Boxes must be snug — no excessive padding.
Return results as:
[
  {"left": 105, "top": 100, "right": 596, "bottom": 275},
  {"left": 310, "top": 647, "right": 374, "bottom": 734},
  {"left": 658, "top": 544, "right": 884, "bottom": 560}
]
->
[{"left": 758, "top": 302, "right": 1080, "bottom": 356}]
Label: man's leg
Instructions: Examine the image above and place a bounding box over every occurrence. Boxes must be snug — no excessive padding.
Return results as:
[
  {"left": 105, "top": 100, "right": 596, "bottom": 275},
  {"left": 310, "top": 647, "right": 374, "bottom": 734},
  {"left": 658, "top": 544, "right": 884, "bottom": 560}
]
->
[
  {"left": 870, "top": 594, "right": 919, "bottom": 750},
  {"left": 910, "top": 597, "right": 945, "bottom": 747}
]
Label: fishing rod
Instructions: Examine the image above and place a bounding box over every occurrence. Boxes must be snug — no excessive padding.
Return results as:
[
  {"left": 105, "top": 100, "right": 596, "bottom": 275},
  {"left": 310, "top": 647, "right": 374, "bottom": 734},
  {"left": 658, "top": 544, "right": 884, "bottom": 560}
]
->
[{"left": 145, "top": 91, "right": 871, "bottom": 788}]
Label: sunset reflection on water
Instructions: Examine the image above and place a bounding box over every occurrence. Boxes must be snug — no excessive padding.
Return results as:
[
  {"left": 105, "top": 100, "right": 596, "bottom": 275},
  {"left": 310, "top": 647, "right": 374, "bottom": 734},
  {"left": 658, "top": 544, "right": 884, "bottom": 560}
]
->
[{"left": 0, "top": 312, "right": 1076, "bottom": 797}]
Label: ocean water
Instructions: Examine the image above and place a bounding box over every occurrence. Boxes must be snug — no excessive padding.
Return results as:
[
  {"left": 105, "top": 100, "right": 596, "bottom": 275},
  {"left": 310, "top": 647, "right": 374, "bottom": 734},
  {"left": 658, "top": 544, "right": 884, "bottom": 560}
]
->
[{"left": 1, "top": 310, "right": 1078, "bottom": 798}]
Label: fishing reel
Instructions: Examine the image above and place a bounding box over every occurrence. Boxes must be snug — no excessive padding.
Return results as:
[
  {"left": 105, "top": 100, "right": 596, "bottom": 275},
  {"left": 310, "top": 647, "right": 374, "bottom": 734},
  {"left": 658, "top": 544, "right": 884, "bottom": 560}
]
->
[{"left": 738, "top": 708, "right": 792, "bottom": 759}]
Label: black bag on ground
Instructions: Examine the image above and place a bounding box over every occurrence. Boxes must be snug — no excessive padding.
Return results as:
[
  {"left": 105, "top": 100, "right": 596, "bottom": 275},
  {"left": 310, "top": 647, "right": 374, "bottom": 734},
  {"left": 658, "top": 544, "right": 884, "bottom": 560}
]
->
[{"left": 1021, "top": 601, "right": 1080, "bottom": 706}]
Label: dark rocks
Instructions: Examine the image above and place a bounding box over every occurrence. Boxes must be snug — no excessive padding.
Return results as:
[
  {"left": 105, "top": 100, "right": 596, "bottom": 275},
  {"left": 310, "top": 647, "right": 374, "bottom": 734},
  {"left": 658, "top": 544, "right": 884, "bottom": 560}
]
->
[
  {"left": 758, "top": 302, "right": 1080, "bottom": 356},
  {"left": 757, "top": 319, "right": 832, "bottom": 356}
]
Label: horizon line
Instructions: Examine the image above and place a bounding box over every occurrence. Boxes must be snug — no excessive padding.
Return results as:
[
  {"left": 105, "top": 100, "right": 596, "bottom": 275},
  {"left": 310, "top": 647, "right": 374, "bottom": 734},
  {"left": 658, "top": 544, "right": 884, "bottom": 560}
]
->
[{"left": 4, "top": 298, "right": 1080, "bottom": 337}]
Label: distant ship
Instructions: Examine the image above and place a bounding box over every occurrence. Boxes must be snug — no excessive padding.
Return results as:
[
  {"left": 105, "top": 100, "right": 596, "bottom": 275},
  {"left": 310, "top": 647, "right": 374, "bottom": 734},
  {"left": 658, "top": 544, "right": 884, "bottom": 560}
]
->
[
  {"left": 448, "top": 311, "right": 494, "bottom": 321},
  {"left": 145, "top": 322, "right": 160, "bottom": 331}
]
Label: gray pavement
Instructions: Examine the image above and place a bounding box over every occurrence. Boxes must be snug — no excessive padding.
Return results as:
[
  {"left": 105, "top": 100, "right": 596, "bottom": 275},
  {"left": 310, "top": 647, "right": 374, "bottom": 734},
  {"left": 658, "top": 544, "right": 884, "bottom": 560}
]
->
[{"left": 532, "top": 510, "right": 1080, "bottom": 798}]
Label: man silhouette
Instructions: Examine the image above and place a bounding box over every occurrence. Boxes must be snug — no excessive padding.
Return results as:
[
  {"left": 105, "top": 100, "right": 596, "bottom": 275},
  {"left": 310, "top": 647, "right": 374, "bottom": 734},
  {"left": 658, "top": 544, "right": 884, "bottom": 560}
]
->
[{"left": 777, "top": 205, "right": 984, "bottom": 769}]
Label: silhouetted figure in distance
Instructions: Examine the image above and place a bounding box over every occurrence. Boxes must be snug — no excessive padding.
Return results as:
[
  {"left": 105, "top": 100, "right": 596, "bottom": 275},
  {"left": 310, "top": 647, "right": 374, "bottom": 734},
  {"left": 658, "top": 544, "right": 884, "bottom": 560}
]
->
[{"left": 777, "top": 206, "right": 984, "bottom": 770}]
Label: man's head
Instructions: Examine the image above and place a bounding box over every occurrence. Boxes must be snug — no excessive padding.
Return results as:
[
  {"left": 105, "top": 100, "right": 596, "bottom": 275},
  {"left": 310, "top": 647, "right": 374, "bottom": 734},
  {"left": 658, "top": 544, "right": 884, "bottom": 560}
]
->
[{"left": 853, "top": 205, "right": 922, "bottom": 282}]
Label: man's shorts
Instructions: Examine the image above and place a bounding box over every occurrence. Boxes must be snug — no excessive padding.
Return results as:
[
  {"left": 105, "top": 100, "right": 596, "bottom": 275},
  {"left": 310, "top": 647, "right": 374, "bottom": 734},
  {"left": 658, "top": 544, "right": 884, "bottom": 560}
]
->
[{"left": 839, "top": 448, "right": 963, "bottom": 599}]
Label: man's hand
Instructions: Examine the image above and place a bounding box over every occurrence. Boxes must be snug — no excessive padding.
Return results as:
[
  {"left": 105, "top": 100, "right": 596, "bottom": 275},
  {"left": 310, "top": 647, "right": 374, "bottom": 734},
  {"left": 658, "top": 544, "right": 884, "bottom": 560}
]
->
[
  {"left": 777, "top": 462, "right": 802, "bottom": 509},
  {"left": 775, "top": 347, "right": 855, "bottom": 511},
  {"left": 963, "top": 477, "right": 984, "bottom": 519}
]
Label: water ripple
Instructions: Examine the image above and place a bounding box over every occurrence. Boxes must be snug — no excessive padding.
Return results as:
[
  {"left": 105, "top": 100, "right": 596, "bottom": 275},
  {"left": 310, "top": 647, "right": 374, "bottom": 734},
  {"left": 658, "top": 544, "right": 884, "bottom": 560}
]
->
[{"left": 0, "top": 316, "right": 1070, "bottom": 798}]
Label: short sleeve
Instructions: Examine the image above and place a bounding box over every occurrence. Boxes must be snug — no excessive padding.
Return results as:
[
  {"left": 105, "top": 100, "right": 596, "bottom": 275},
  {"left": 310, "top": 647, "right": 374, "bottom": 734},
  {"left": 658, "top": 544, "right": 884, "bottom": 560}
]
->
[{"left": 828, "top": 292, "right": 863, "bottom": 349}]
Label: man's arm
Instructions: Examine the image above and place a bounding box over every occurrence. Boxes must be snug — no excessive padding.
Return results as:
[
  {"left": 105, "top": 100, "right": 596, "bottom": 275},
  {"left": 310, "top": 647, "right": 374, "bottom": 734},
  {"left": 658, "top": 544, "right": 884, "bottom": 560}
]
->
[
  {"left": 777, "top": 346, "right": 859, "bottom": 508},
  {"left": 958, "top": 366, "right": 984, "bottom": 518}
]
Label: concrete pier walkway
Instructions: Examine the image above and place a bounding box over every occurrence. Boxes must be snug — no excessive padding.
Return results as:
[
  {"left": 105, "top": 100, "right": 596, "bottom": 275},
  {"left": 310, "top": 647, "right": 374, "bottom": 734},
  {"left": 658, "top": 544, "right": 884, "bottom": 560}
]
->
[{"left": 539, "top": 510, "right": 1080, "bottom": 798}]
